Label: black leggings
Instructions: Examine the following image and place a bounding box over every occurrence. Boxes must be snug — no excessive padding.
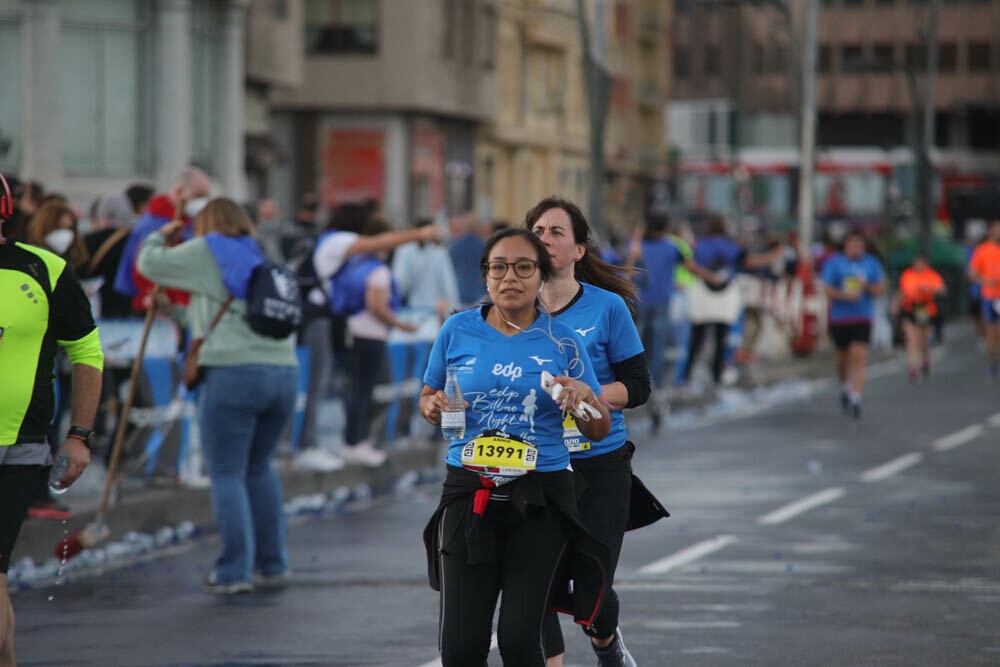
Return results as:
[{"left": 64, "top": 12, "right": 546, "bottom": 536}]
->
[
  {"left": 542, "top": 446, "right": 633, "bottom": 656},
  {"left": 684, "top": 322, "right": 730, "bottom": 384},
  {"left": 438, "top": 499, "right": 572, "bottom": 667},
  {"left": 343, "top": 337, "right": 386, "bottom": 446},
  {"left": 0, "top": 465, "right": 47, "bottom": 573}
]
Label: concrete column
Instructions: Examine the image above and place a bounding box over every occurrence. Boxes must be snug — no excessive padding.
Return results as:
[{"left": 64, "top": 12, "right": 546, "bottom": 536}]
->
[
  {"left": 21, "top": 0, "right": 62, "bottom": 187},
  {"left": 219, "top": 0, "right": 251, "bottom": 201},
  {"left": 155, "top": 0, "right": 192, "bottom": 191}
]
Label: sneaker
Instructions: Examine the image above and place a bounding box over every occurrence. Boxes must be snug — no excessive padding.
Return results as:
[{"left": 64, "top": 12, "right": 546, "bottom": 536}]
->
[
  {"left": 203, "top": 571, "right": 253, "bottom": 595},
  {"left": 840, "top": 391, "right": 850, "bottom": 414},
  {"left": 340, "top": 441, "right": 387, "bottom": 467},
  {"left": 593, "top": 628, "right": 637, "bottom": 667},
  {"left": 908, "top": 367, "right": 919, "bottom": 384},
  {"left": 850, "top": 399, "right": 862, "bottom": 420},
  {"left": 27, "top": 499, "right": 72, "bottom": 521},
  {"left": 293, "top": 448, "right": 345, "bottom": 472},
  {"left": 254, "top": 570, "right": 292, "bottom": 589},
  {"left": 921, "top": 362, "right": 931, "bottom": 379}
]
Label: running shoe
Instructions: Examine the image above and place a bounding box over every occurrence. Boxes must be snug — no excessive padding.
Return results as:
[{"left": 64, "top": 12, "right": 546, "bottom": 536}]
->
[
  {"left": 850, "top": 399, "right": 862, "bottom": 420},
  {"left": 340, "top": 441, "right": 387, "bottom": 467},
  {"left": 840, "top": 391, "right": 850, "bottom": 413},
  {"left": 203, "top": 571, "right": 253, "bottom": 595},
  {"left": 593, "top": 628, "right": 637, "bottom": 667},
  {"left": 908, "top": 367, "right": 919, "bottom": 384}
]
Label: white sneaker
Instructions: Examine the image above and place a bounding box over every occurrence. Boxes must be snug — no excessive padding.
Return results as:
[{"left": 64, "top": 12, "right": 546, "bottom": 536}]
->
[
  {"left": 340, "top": 441, "right": 387, "bottom": 467},
  {"left": 293, "top": 448, "right": 345, "bottom": 472}
]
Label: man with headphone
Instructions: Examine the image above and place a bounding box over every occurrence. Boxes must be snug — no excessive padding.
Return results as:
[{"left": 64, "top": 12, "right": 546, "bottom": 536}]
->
[{"left": 0, "top": 173, "right": 104, "bottom": 665}]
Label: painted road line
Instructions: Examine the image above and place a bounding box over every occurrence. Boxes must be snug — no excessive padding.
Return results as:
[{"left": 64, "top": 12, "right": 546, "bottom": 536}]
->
[
  {"left": 637, "top": 535, "right": 739, "bottom": 576},
  {"left": 418, "top": 633, "right": 498, "bottom": 667},
  {"left": 756, "top": 487, "right": 846, "bottom": 526},
  {"left": 932, "top": 424, "right": 985, "bottom": 452},
  {"left": 860, "top": 452, "right": 924, "bottom": 483},
  {"left": 987, "top": 412, "right": 1000, "bottom": 429}
]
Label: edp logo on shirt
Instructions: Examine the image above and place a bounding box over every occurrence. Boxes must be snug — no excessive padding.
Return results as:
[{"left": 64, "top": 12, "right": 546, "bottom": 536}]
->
[{"left": 492, "top": 362, "right": 524, "bottom": 381}]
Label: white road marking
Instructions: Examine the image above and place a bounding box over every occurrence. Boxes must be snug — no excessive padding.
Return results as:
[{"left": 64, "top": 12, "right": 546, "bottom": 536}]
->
[
  {"left": 418, "top": 633, "right": 498, "bottom": 667},
  {"left": 859, "top": 452, "right": 924, "bottom": 482},
  {"left": 756, "top": 487, "right": 846, "bottom": 525},
  {"left": 987, "top": 412, "right": 1000, "bottom": 428},
  {"left": 931, "top": 424, "right": 985, "bottom": 451},
  {"left": 637, "top": 535, "right": 739, "bottom": 575}
]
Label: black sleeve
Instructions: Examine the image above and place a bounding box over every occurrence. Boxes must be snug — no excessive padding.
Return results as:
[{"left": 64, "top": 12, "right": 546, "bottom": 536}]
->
[
  {"left": 610, "top": 352, "right": 652, "bottom": 409},
  {"left": 50, "top": 266, "right": 97, "bottom": 341}
]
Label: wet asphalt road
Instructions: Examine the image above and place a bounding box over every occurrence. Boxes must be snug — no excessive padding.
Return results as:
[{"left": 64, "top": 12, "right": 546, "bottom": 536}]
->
[{"left": 12, "top": 335, "right": 1000, "bottom": 666}]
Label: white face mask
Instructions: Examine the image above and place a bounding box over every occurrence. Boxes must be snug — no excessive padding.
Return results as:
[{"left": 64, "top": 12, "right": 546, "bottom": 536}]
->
[
  {"left": 44, "top": 228, "right": 75, "bottom": 255},
  {"left": 184, "top": 196, "right": 210, "bottom": 219}
]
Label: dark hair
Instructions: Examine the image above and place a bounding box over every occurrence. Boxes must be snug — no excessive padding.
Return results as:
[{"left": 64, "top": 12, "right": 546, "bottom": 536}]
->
[
  {"left": 328, "top": 202, "right": 368, "bottom": 234},
  {"left": 125, "top": 183, "right": 154, "bottom": 213},
  {"left": 480, "top": 227, "right": 554, "bottom": 283},
  {"left": 523, "top": 196, "right": 639, "bottom": 312},
  {"left": 298, "top": 192, "right": 319, "bottom": 214},
  {"left": 704, "top": 214, "right": 728, "bottom": 237},
  {"left": 646, "top": 213, "right": 669, "bottom": 235}
]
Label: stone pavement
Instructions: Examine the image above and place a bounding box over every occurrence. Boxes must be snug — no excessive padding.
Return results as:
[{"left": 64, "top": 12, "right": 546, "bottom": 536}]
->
[{"left": 11, "top": 341, "right": 897, "bottom": 566}]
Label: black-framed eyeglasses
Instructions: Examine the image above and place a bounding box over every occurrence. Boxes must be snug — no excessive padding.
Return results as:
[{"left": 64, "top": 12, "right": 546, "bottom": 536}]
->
[{"left": 485, "top": 260, "right": 539, "bottom": 279}]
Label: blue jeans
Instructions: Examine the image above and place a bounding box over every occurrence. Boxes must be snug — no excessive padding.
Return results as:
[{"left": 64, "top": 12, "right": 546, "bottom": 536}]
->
[
  {"left": 384, "top": 340, "right": 432, "bottom": 442},
  {"left": 199, "top": 364, "right": 298, "bottom": 584},
  {"left": 638, "top": 302, "right": 672, "bottom": 388}
]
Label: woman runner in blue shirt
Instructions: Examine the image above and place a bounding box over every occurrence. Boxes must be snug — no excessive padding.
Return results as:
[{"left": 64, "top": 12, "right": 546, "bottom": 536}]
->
[
  {"left": 420, "top": 227, "right": 612, "bottom": 666},
  {"left": 526, "top": 196, "right": 669, "bottom": 667}
]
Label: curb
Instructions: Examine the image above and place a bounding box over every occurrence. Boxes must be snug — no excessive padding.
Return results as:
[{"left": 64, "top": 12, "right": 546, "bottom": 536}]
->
[{"left": 14, "top": 445, "right": 442, "bottom": 566}]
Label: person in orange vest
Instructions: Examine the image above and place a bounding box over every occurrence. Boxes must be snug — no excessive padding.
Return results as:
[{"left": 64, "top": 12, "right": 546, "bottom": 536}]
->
[
  {"left": 893, "top": 252, "right": 946, "bottom": 382},
  {"left": 968, "top": 219, "right": 1000, "bottom": 379}
]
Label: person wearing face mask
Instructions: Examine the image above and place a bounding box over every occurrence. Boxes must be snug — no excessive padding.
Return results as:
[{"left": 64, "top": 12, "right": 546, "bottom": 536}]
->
[
  {"left": 114, "top": 165, "right": 211, "bottom": 314},
  {"left": 420, "top": 228, "right": 612, "bottom": 666},
  {"left": 26, "top": 202, "right": 89, "bottom": 273},
  {"left": 525, "top": 196, "right": 671, "bottom": 667},
  {"left": 23, "top": 202, "right": 94, "bottom": 518}
]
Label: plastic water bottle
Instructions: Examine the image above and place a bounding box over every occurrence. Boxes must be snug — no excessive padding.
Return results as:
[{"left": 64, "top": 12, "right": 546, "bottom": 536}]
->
[
  {"left": 441, "top": 368, "right": 466, "bottom": 440},
  {"left": 48, "top": 454, "right": 70, "bottom": 495}
]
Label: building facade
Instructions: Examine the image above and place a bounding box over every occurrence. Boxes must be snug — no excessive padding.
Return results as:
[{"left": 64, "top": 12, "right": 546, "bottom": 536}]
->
[
  {"left": 477, "top": 0, "right": 671, "bottom": 235},
  {"left": 269, "top": 0, "right": 497, "bottom": 226},
  {"left": 669, "top": 0, "right": 1000, "bottom": 227},
  {"left": 0, "top": 0, "right": 262, "bottom": 204}
]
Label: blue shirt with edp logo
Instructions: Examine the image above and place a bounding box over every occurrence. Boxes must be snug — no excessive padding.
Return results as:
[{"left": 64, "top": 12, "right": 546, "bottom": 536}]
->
[{"left": 424, "top": 307, "right": 602, "bottom": 472}]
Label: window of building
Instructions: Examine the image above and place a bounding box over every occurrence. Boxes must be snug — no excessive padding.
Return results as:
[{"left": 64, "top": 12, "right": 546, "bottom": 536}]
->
[
  {"left": 481, "top": 4, "right": 497, "bottom": 69},
  {"left": 938, "top": 42, "right": 957, "bottom": 72},
  {"left": 818, "top": 45, "right": 832, "bottom": 74},
  {"left": 704, "top": 45, "right": 720, "bottom": 78},
  {"left": 841, "top": 44, "right": 864, "bottom": 72},
  {"left": 752, "top": 44, "right": 766, "bottom": 75},
  {"left": 443, "top": 0, "right": 455, "bottom": 59},
  {"left": 967, "top": 41, "right": 991, "bottom": 72},
  {"left": 0, "top": 4, "right": 21, "bottom": 172},
  {"left": 871, "top": 43, "right": 895, "bottom": 71},
  {"left": 273, "top": 0, "right": 289, "bottom": 19},
  {"left": 305, "top": 0, "right": 379, "bottom": 55},
  {"left": 674, "top": 48, "right": 690, "bottom": 79},
  {"left": 59, "top": 1, "right": 153, "bottom": 176},
  {"left": 905, "top": 43, "right": 927, "bottom": 69},
  {"left": 769, "top": 46, "right": 789, "bottom": 74},
  {"left": 191, "top": 0, "right": 224, "bottom": 174}
]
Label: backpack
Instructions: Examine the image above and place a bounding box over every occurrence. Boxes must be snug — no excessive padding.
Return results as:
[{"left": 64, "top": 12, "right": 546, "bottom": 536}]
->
[
  {"left": 244, "top": 261, "right": 303, "bottom": 338},
  {"left": 328, "top": 255, "right": 400, "bottom": 317}
]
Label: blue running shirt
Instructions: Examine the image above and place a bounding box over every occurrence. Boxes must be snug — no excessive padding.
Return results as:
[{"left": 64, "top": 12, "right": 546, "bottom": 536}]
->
[
  {"left": 551, "top": 283, "right": 644, "bottom": 459},
  {"left": 821, "top": 253, "right": 885, "bottom": 323},
  {"left": 424, "top": 307, "right": 603, "bottom": 474}
]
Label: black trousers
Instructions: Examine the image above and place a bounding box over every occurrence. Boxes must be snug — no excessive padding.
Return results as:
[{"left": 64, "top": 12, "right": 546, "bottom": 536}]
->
[
  {"left": 343, "top": 337, "right": 386, "bottom": 446},
  {"left": 0, "top": 465, "right": 47, "bottom": 573},
  {"left": 438, "top": 499, "right": 572, "bottom": 667},
  {"left": 685, "top": 322, "right": 730, "bottom": 384},
  {"left": 542, "top": 445, "right": 634, "bottom": 656}
]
